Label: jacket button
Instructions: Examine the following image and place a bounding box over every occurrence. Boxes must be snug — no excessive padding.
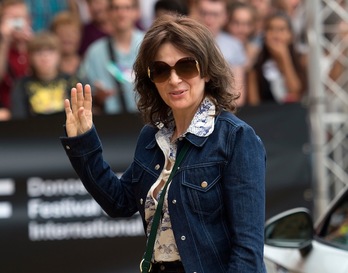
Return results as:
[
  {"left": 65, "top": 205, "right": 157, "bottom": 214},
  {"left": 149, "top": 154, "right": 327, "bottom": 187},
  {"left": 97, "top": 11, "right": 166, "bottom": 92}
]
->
[
  {"left": 181, "top": 235, "right": 186, "bottom": 241},
  {"left": 65, "top": 145, "right": 70, "bottom": 150},
  {"left": 140, "top": 198, "right": 143, "bottom": 205},
  {"left": 172, "top": 199, "right": 177, "bottom": 204},
  {"left": 201, "top": 181, "right": 208, "bottom": 188},
  {"left": 155, "top": 164, "right": 160, "bottom": 170}
]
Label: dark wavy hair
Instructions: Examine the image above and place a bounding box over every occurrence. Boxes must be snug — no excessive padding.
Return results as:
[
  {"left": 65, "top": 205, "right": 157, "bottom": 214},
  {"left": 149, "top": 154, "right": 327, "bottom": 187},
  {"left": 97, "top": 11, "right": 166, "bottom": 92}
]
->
[{"left": 133, "top": 14, "right": 239, "bottom": 127}]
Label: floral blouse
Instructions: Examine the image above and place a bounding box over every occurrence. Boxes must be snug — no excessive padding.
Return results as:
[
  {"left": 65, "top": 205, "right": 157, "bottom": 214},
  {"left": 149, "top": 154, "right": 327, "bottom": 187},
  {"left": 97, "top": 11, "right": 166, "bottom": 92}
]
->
[{"left": 144, "top": 97, "right": 216, "bottom": 262}]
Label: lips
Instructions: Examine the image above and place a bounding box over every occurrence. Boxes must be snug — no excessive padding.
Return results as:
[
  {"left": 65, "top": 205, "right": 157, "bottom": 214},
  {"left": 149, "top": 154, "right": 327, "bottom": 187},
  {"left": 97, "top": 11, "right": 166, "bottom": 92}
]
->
[{"left": 169, "top": 90, "right": 186, "bottom": 95}]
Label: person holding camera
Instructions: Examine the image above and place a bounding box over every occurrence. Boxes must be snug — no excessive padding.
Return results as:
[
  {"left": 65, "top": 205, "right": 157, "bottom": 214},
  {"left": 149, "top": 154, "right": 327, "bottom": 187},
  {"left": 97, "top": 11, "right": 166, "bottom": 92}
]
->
[{"left": 0, "top": 0, "right": 33, "bottom": 120}]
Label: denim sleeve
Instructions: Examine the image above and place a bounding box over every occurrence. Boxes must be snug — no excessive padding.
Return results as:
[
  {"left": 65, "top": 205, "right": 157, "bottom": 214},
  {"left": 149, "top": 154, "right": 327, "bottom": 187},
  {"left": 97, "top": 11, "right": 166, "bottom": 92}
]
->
[
  {"left": 224, "top": 124, "right": 267, "bottom": 273},
  {"left": 60, "top": 126, "right": 138, "bottom": 218}
]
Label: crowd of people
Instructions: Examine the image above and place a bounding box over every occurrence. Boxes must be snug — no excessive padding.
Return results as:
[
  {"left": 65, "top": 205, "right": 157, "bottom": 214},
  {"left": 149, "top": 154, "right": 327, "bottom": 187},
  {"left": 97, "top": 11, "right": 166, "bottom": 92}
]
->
[{"left": 0, "top": 0, "right": 309, "bottom": 121}]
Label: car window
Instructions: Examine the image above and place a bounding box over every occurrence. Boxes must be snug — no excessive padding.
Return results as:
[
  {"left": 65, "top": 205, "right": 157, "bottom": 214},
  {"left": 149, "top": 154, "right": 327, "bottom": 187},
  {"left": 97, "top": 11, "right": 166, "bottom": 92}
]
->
[{"left": 323, "top": 197, "right": 348, "bottom": 247}]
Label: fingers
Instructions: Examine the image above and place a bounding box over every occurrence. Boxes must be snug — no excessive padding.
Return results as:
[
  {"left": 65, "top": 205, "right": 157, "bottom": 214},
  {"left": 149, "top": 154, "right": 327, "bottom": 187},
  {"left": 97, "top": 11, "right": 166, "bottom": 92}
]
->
[
  {"left": 64, "top": 99, "right": 72, "bottom": 116},
  {"left": 70, "top": 86, "right": 78, "bottom": 114},
  {"left": 78, "top": 107, "right": 91, "bottom": 134},
  {"left": 83, "top": 84, "right": 93, "bottom": 112},
  {"left": 65, "top": 83, "right": 94, "bottom": 137},
  {"left": 76, "top": 83, "right": 84, "bottom": 110},
  {"left": 64, "top": 99, "right": 78, "bottom": 137},
  {"left": 70, "top": 83, "right": 92, "bottom": 114}
]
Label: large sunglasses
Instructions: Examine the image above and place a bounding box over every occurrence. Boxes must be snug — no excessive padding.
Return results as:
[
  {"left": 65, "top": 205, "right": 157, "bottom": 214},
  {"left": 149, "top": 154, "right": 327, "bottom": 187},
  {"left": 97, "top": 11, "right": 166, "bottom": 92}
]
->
[{"left": 148, "top": 57, "right": 200, "bottom": 83}]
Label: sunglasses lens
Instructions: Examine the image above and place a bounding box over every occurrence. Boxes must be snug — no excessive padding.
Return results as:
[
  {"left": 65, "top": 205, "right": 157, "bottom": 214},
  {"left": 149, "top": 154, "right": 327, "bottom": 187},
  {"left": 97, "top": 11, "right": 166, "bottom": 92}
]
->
[
  {"left": 149, "top": 58, "right": 199, "bottom": 83},
  {"left": 176, "top": 59, "right": 199, "bottom": 79},
  {"left": 150, "top": 62, "right": 171, "bottom": 83}
]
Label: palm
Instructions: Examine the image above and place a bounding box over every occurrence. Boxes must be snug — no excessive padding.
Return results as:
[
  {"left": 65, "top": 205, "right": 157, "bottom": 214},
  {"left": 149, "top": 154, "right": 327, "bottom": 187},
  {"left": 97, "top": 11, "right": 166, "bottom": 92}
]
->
[{"left": 64, "top": 83, "right": 93, "bottom": 137}]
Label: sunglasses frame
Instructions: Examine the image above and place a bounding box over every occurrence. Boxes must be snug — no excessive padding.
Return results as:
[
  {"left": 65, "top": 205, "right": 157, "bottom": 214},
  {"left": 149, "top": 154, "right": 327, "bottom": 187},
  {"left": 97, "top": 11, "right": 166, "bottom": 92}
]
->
[{"left": 147, "top": 57, "right": 200, "bottom": 83}]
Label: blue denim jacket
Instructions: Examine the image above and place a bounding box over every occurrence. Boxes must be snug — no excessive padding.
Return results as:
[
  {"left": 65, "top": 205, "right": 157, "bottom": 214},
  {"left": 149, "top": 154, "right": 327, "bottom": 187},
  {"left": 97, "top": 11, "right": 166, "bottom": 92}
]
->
[{"left": 60, "top": 111, "right": 266, "bottom": 273}]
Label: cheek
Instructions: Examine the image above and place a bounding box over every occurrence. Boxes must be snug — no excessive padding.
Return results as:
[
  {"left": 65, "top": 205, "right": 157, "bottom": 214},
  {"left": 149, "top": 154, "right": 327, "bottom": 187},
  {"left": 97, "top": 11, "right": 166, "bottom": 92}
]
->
[
  {"left": 265, "top": 31, "right": 277, "bottom": 41},
  {"left": 191, "top": 78, "right": 206, "bottom": 96},
  {"left": 285, "top": 32, "right": 293, "bottom": 44},
  {"left": 154, "top": 83, "right": 167, "bottom": 99},
  {"left": 45, "top": 52, "right": 60, "bottom": 63},
  {"left": 227, "top": 23, "right": 237, "bottom": 34}
]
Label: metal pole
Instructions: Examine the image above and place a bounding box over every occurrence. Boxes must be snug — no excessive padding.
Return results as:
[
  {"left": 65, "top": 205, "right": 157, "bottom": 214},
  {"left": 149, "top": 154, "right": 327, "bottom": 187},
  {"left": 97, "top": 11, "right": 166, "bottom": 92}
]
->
[{"left": 307, "top": 0, "right": 330, "bottom": 219}]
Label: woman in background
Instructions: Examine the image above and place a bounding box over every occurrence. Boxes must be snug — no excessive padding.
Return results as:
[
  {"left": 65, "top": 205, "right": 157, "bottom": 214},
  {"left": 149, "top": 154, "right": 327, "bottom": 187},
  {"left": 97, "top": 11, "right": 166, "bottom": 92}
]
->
[
  {"left": 247, "top": 12, "right": 306, "bottom": 105},
  {"left": 226, "top": 1, "right": 260, "bottom": 70}
]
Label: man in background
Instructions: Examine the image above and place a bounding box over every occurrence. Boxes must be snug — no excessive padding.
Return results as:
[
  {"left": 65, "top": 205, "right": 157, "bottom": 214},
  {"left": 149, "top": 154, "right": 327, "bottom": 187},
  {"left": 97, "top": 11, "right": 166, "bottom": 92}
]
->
[
  {"left": 78, "top": 0, "right": 112, "bottom": 57},
  {"left": 79, "top": 0, "right": 144, "bottom": 114}
]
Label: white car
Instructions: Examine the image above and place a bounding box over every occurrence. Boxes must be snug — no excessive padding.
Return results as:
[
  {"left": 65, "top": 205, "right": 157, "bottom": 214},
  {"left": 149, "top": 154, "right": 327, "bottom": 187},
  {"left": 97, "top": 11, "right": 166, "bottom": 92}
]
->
[{"left": 264, "top": 187, "right": 348, "bottom": 273}]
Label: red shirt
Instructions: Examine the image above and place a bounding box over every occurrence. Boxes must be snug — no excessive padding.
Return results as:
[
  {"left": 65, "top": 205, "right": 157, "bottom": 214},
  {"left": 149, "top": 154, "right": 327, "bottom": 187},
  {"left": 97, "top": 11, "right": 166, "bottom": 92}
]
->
[{"left": 0, "top": 46, "right": 29, "bottom": 108}]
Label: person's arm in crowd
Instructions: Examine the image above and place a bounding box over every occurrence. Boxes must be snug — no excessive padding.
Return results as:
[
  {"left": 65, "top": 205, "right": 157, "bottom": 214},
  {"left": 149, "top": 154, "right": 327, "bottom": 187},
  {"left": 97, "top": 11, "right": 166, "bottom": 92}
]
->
[
  {"left": 232, "top": 65, "right": 246, "bottom": 107},
  {"left": 0, "top": 16, "right": 12, "bottom": 81},
  {"left": 78, "top": 41, "right": 115, "bottom": 111},
  {"left": 246, "top": 69, "right": 260, "bottom": 106},
  {"left": 229, "top": 37, "right": 247, "bottom": 107},
  {"left": 268, "top": 42, "right": 303, "bottom": 101},
  {"left": 0, "top": 107, "right": 11, "bottom": 121}
]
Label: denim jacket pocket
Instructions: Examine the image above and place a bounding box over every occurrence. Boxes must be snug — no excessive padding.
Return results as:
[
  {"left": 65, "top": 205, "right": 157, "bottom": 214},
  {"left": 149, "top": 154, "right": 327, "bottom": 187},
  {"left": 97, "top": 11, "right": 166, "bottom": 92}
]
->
[{"left": 181, "top": 162, "right": 223, "bottom": 215}]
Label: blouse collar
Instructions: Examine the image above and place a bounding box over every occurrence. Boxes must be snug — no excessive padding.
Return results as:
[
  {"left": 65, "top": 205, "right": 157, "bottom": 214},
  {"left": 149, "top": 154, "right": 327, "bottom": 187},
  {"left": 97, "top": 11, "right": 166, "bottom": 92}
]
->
[{"left": 156, "top": 97, "right": 216, "bottom": 140}]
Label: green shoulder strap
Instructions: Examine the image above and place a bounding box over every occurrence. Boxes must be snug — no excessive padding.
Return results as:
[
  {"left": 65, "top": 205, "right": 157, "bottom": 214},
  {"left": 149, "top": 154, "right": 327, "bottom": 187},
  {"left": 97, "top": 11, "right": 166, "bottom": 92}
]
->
[{"left": 140, "top": 141, "right": 190, "bottom": 273}]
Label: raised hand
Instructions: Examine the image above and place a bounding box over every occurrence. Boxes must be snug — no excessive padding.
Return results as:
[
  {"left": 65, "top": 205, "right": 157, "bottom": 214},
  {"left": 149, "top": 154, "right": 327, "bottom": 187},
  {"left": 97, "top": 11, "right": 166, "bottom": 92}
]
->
[
  {"left": 266, "top": 39, "right": 289, "bottom": 62},
  {"left": 64, "top": 83, "right": 93, "bottom": 137}
]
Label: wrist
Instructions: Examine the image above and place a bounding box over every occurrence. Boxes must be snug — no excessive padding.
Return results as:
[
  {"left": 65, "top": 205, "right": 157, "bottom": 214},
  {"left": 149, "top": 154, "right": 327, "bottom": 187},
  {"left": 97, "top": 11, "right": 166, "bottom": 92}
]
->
[
  {"left": 0, "top": 33, "right": 9, "bottom": 45},
  {"left": 0, "top": 30, "right": 12, "bottom": 44}
]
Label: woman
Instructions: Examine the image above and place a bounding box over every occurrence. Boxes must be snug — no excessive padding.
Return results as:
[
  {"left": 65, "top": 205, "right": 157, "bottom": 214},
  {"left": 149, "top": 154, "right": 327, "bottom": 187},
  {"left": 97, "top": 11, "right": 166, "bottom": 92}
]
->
[
  {"left": 247, "top": 12, "right": 306, "bottom": 105},
  {"left": 60, "top": 14, "right": 266, "bottom": 273},
  {"left": 226, "top": 1, "right": 260, "bottom": 70}
]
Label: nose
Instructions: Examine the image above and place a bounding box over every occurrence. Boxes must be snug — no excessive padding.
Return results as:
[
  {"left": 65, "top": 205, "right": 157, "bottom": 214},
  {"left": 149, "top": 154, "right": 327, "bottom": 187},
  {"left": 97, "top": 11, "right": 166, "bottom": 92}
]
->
[{"left": 168, "top": 68, "right": 181, "bottom": 84}]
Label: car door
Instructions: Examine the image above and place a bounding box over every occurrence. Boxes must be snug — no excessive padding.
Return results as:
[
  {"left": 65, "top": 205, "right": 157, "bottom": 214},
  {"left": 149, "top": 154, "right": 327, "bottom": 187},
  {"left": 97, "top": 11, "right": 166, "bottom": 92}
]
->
[{"left": 264, "top": 188, "right": 348, "bottom": 273}]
